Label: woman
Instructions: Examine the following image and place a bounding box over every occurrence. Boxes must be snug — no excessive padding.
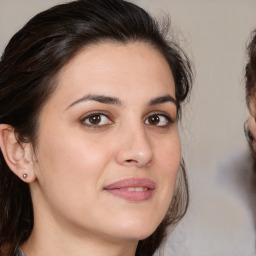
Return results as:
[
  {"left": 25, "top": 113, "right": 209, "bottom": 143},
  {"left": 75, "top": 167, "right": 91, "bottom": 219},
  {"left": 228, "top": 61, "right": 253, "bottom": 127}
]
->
[{"left": 0, "top": 0, "right": 193, "bottom": 255}]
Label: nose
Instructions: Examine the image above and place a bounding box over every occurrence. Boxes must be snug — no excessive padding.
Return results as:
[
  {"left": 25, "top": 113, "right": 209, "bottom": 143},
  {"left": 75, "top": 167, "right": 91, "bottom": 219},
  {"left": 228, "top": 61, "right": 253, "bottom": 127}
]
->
[{"left": 115, "top": 124, "right": 153, "bottom": 168}]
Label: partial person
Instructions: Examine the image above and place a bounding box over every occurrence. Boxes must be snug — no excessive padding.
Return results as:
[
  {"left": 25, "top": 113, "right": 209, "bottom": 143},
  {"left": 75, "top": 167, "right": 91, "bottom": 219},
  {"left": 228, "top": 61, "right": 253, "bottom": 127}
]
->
[{"left": 246, "top": 30, "right": 256, "bottom": 157}]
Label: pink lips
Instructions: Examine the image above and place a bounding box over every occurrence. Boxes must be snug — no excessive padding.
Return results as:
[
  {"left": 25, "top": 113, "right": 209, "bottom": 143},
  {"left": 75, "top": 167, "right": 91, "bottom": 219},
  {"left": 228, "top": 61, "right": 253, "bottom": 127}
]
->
[{"left": 104, "top": 178, "right": 155, "bottom": 202}]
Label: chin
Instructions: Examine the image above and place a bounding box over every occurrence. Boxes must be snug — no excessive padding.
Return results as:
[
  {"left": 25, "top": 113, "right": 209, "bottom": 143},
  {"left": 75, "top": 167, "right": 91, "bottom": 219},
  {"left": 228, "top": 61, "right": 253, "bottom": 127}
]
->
[{"left": 113, "top": 216, "right": 160, "bottom": 241}]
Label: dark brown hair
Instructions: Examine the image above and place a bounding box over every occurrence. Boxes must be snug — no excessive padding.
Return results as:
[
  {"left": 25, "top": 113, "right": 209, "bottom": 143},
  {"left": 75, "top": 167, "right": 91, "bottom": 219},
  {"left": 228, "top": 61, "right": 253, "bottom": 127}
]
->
[
  {"left": 0, "top": 0, "right": 193, "bottom": 255},
  {"left": 246, "top": 30, "right": 256, "bottom": 108},
  {"left": 245, "top": 30, "right": 256, "bottom": 159}
]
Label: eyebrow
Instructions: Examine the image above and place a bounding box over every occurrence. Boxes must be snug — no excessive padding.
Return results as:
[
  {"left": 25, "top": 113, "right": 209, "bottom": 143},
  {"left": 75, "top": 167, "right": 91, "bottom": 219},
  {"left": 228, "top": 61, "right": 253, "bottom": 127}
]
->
[
  {"left": 65, "top": 94, "right": 122, "bottom": 110},
  {"left": 65, "top": 93, "right": 177, "bottom": 110},
  {"left": 148, "top": 95, "right": 177, "bottom": 107}
]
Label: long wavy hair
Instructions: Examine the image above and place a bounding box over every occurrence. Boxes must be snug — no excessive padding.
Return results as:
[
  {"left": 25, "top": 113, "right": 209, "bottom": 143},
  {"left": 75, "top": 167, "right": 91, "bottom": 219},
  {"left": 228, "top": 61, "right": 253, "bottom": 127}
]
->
[{"left": 0, "top": 0, "right": 193, "bottom": 255}]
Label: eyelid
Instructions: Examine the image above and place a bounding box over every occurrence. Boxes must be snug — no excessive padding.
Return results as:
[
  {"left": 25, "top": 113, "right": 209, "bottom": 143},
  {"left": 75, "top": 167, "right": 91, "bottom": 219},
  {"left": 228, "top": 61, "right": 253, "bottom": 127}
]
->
[
  {"left": 144, "top": 111, "right": 175, "bottom": 127},
  {"left": 80, "top": 111, "right": 113, "bottom": 127}
]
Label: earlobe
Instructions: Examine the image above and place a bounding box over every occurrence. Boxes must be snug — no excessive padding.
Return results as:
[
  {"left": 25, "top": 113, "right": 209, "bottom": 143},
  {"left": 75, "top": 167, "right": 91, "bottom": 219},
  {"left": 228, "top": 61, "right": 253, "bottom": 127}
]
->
[{"left": 0, "top": 124, "right": 37, "bottom": 183}]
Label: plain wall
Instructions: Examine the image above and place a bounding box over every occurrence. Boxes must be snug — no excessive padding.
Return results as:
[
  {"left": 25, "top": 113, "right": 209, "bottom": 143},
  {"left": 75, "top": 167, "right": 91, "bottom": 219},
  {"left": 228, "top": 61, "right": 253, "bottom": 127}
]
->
[{"left": 1, "top": 0, "right": 256, "bottom": 255}]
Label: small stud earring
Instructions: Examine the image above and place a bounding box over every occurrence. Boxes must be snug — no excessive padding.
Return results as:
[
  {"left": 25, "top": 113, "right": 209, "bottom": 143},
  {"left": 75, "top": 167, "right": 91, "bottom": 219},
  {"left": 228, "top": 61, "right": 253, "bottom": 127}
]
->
[{"left": 23, "top": 173, "right": 27, "bottom": 179}]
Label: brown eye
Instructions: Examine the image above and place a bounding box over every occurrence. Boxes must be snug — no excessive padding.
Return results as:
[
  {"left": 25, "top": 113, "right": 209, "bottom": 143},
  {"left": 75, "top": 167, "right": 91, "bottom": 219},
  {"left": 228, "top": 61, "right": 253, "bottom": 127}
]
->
[
  {"left": 147, "top": 114, "right": 160, "bottom": 125},
  {"left": 89, "top": 115, "right": 101, "bottom": 125},
  {"left": 145, "top": 113, "right": 172, "bottom": 127},
  {"left": 82, "top": 113, "right": 111, "bottom": 126}
]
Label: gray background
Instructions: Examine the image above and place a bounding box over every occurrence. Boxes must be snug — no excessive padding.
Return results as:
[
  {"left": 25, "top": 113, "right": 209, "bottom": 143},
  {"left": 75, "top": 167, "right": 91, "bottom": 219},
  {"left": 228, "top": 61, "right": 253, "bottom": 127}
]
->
[{"left": 1, "top": 0, "right": 256, "bottom": 255}]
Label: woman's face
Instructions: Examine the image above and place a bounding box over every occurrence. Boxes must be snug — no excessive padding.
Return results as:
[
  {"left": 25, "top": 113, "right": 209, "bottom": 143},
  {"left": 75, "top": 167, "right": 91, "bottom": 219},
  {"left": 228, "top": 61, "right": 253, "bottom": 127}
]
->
[{"left": 30, "top": 42, "right": 181, "bottom": 243}]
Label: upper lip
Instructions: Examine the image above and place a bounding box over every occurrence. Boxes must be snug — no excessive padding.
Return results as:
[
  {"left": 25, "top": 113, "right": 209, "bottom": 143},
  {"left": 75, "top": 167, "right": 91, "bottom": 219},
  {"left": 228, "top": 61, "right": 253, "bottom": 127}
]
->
[{"left": 104, "top": 178, "right": 156, "bottom": 190}]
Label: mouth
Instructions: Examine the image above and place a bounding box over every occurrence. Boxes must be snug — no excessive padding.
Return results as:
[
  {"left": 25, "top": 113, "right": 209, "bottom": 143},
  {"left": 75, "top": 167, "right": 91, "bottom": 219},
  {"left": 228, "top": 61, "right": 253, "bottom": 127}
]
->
[{"left": 104, "top": 178, "right": 155, "bottom": 202}]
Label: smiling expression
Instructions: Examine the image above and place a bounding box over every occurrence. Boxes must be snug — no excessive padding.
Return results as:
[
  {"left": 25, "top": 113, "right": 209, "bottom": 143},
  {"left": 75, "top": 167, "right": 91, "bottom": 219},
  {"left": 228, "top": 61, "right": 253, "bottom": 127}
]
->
[{"left": 29, "top": 41, "right": 181, "bottom": 243}]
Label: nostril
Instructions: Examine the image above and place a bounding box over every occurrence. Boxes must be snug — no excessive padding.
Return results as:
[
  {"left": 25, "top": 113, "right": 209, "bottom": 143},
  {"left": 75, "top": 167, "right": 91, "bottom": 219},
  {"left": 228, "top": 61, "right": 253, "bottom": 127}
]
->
[
  {"left": 125, "top": 159, "right": 140, "bottom": 165},
  {"left": 126, "top": 159, "right": 136, "bottom": 163}
]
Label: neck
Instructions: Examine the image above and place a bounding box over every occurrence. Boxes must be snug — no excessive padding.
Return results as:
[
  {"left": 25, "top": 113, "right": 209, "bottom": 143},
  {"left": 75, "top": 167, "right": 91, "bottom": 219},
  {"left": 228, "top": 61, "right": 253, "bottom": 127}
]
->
[
  {"left": 21, "top": 209, "right": 138, "bottom": 256},
  {"left": 22, "top": 225, "right": 138, "bottom": 256}
]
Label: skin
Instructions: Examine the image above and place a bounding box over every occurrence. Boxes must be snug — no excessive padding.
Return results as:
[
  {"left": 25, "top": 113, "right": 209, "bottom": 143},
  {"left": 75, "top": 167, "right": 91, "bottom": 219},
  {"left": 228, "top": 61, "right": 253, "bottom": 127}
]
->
[
  {"left": 0, "top": 42, "right": 181, "bottom": 256},
  {"left": 248, "top": 100, "right": 256, "bottom": 151}
]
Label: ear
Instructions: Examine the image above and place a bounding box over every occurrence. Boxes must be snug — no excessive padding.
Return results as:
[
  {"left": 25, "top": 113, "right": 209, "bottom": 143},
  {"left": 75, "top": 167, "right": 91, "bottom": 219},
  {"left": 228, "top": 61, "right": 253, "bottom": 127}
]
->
[{"left": 0, "top": 124, "right": 37, "bottom": 183}]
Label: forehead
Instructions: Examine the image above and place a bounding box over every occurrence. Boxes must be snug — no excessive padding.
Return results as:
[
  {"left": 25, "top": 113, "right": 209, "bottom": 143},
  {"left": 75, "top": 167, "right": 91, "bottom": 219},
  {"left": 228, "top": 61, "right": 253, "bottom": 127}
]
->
[{"left": 50, "top": 41, "right": 176, "bottom": 107}]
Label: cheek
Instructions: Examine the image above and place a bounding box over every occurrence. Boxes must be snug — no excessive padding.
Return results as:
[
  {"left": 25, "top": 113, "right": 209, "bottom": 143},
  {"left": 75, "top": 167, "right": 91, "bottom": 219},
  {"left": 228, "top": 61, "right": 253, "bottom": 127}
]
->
[
  {"left": 36, "top": 136, "right": 111, "bottom": 181},
  {"left": 153, "top": 131, "right": 181, "bottom": 200},
  {"left": 34, "top": 126, "right": 115, "bottom": 191},
  {"left": 156, "top": 131, "right": 181, "bottom": 175},
  {"left": 32, "top": 128, "right": 117, "bottom": 221}
]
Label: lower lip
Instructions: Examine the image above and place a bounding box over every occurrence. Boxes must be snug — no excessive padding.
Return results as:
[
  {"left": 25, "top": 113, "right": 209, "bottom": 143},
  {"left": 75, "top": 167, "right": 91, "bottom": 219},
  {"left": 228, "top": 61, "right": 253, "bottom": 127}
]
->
[{"left": 104, "top": 189, "right": 154, "bottom": 202}]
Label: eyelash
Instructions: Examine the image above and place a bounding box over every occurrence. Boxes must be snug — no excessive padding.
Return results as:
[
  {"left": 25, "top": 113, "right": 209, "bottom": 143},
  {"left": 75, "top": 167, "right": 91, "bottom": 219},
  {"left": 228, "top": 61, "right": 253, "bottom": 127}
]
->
[
  {"left": 80, "top": 112, "right": 113, "bottom": 128},
  {"left": 80, "top": 112, "right": 174, "bottom": 128},
  {"left": 144, "top": 112, "right": 174, "bottom": 128}
]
